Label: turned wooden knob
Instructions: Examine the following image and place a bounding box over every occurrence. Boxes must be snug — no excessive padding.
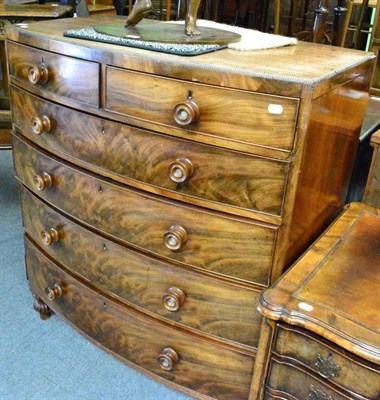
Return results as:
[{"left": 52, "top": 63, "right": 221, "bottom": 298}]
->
[
  {"left": 41, "top": 228, "right": 59, "bottom": 246},
  {"left": 157, "top": 347, "right": 179, "bottom": 371},
  {"left": 33, "top": 172, "right": 53, "bottom": 192},
  {"left": 162, "top": 287, "right": 186, "bottom": 311},
  {"left": 164, "top": 225, "right": 188, "bottom": 251},
  {"left": 45, "top": 283, "right": 63, "bottom": 301},
  {"left": 31, "top": 115, "right": 51, "bottom": 135},
  {"left": 28, "top": 64, "right": 49, "bottom": 85},
  {"left": 169, "top": 158, "right": 194, "bottom": 183},
  {"left": 173, "top": 98, "right": 199, "bottom": 126}
]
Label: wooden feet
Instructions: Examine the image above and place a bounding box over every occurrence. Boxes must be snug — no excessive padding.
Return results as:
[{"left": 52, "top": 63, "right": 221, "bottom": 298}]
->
[{"left": 33, "top": 298, "right": 52, "bottom": 320}]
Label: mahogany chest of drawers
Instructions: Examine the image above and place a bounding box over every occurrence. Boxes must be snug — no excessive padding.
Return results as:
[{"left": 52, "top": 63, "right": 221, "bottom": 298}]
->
[
  {"left": 254, "top": 203, "right": 380, "bottom": 400},
  {"left": 5, "top": 16, "right": 375, "bottom": 399}
]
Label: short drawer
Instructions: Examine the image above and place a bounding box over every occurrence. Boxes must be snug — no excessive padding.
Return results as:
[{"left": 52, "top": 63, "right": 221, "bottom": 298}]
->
[
  {"left": 267, "top": 358, "right": 351, "bottom": 400},
  {"left": 25, "top": 238, "right": 255, "bottom": 400},
  {"left": 7, "top": 42, "right": 100, "bottom": 107},
  {"left": 21, "top": 187, "right": 263, "bottom": 348},
  {"left": 11, "top": 86, "right": 289, "bottom": 217},
  {"left": 105, "top": 67, "right": 299, "bottom": 153},
  {"left": 273, "top": 324, "right": 380, "bottom": 399},
  {"left": 13, "top": 133, "right": 277, "bottom": 286}
]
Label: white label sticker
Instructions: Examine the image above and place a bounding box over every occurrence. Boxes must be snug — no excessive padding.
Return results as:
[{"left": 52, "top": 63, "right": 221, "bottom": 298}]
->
[
  {"left": 268, "top": 104, "right": 283, "bottom": 115},
  {"left": 298, "top": 302, "right": 314, "bottom": 312}
]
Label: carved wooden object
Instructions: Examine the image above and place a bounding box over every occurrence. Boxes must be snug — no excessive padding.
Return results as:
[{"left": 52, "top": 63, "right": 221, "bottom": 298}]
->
[
  {"left": 253, "top": 203, "right": 380, "bottom": 399},
  {"left": 6, "top": 16, "right": 375, "bottom": 400}
]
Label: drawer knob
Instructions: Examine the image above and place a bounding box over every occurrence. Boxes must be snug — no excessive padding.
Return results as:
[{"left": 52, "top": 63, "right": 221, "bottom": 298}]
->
[
  {"left": 173, "top": 96, "right": 199, "bottom": 126},
  {"left": 31, "top": 116, "right": 51, "bottom": 135},
  {"left": 315, "top": 354, "right": 340, "bottom": 379},
  {"left": 169, "top": 158, "right": 194, "bottom": 183},
  {"left": 157, "top": 347, "right": 179, "bottom": 371},
  {"left": 164, "top": 225, "right": 188, "bottom": 251},
  {"left": 162, "top": 287, "right": 186, "bottom": 311},
  {"left": 41, "top": 228, "right": 60, "bottom": 246},
  {"left": 28, "top": 64, "right": 49, "bottom": 85},
  {"left": 308, "top": 385, "right": 334, "bottom": 400},
  {"left": 33, "top": 171, "right": 53, "bottom": 192},
  {"left": 45, "top": 283, "right": 63, "bottom": 301}
]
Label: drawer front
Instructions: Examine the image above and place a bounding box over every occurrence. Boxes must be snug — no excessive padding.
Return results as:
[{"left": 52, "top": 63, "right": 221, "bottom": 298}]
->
[
  {"left": 21, "top": 187, "right": 263, "bottom": 348},
  {"left": 267, "top": 358, "right": 350, "bottom": 400},
  {"left": 105, "top": 67, "right": 299, "bottom": 152},
  {"left": 25, "top": 239, "right": 255, "bottom": 400},
  {"left": 273, "top": 325, "right": 380, "bottom": 399},
  {"left": 11, "top": 86, "right": 289, "bottom": 216},
  {"left": 7, "top": 42, "right": 100, "bottom": 107},
  {"left": 13, "top": 133, "right": 277, "bottom": 285}
]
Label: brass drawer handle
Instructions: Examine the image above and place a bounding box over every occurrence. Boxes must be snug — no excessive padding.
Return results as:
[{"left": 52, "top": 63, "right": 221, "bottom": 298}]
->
[
  {"left": 162, "top": 287, "right": 186, "bottom": 311},
  {"left": 33, "top": 171, "right": 53, "bottom": 192},
  {"left": 28, "top": 64, "right": 49, "bottom": 85},
  {"left": 31, "top": 116, "right": 51, "bottom": 135},
  {"left": 45, "top": 283, "right": 63, "bottom": 301},
  {"left": 309, "top": 385, "right": 334, "bottom": 400},
  {"left": 163, "top": 225, "right": 188, "bottom": 251},
  {"left": 169, "top": 158, "right": 194, "bottom": 183},
  {"left": 157, "top": 347, "right": 179, "bottom": 371},
  {"left": 315, "top": 353, "right": 340, "bottom": 379},
  {"left": 41, "top": 228, "right": 59, "bottom": 246},
  {"left": 173, "top": 93, "right": 199, "bottom": 126}
]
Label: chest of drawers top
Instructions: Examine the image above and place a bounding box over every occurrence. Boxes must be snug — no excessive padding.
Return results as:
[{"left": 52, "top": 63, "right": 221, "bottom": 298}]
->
[{"left": 258, "top": 202, "right": 380, "bottom": 365}]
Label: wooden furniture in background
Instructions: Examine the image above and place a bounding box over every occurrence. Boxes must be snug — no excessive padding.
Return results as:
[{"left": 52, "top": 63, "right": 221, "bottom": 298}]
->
[
  {"left": 0, "top": 3, "right": 72, "bottom": 149},
  {"left": 252, "top": 202, "right": 380, "bottom": 399},
  {"left": 6, "top": 16, "right": 374, "bottom": 399},
  {"left": 364, "top": 129, "right": 380, "bottom": 207}
]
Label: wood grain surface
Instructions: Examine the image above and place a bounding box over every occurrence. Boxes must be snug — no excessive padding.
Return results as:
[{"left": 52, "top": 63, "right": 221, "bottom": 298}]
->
[
  {"left": 266, "top": 358, "right": 349, "bottom": 400},
  {"left": 25, "top": 238, "right": 255, "bottom": 400},
  {"left": 21, "top": 187, "right": 264, "bottom": 348},
  {"left": 273, "top": 325, "right": 380, "bottom": 399},
  {"left": 13, "top": 133, "right": 278, "bottom": 286},
  {"left": 7, "top": 41, "right": 100, "bottom": 107},
  {"left": 11, "top": 85, "right": 289, "bottom": 217},
  {"left": 105, "top": 67, "right": 299, "bottom": 153},
  {"left": 258, "top": 203, "right": 380, "bottom": 364}
]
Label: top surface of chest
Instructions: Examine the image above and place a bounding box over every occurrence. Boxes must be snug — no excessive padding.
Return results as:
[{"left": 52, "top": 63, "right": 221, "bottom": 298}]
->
[
  {"left": 259, "top": 203, "right": 380, "bottom": 364},
  {"left": 4, "top": 16, "right": 375, "bottom": 97}
]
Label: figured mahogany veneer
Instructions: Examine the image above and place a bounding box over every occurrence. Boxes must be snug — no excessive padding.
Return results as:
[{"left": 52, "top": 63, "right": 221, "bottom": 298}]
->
[
  {"left": 11, "top": 86, "right": 290, "bottom": 217},
  {"left": 20, "top": 186, "right": 263, "bottom": 348},
  {"left": 25, "top": 238, "right": 255, "bottom": 400},
  {"left": 6, "top": 16, "right": 375, "bottom": 400}
]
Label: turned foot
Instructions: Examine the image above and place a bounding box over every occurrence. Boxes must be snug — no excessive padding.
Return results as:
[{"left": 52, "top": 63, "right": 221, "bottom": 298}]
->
[
  {"left": 125, "top": 0, "right": 152, "bottom": 27},
  {"left": 33, "top": 298, "right": 52, "bottom": 320}
]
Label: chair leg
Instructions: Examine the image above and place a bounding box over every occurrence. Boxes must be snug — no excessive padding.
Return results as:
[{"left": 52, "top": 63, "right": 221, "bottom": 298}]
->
[
  {"left": 332, "top": 0, "right": 348, "bottom": 46},
  {"left": 311, "top": 0, "right": 330, "bottom": 43}
]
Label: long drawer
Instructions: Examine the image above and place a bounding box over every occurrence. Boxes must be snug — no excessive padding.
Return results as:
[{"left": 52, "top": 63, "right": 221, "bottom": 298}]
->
[
  {"left": 21, "top": 186, "right": 263, "bottom": 348},
  {"left": 11, "top": 85, "right": 289, "bottom": 217},
  {"left": 105, "top": 67, "right": 299, "bottom": 153},
  {"left": 7, "top": 41, "right": 100, "bottom": 107},
  {"left": 266, "top": 358, "right": 352, "bottom": 400},
  {"left": 25, "top": 238, "right": 255, "bottom": 400},
  {"left": 13, "top": 133, "right": 278, "bottom": 286},
  {"left": 273, "top": 324, "right": 380, "bottom": 399}
]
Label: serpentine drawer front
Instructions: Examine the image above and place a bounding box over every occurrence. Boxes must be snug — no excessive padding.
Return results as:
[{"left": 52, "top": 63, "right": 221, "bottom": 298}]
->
[
  {"left": 273, "top": 325, "right": 380, "bottom": 399},
  {"left": 254, "top": 204, "right": 380, "bottom": 400},
  {"left": 7, "top": 16, "right": 375, "bottom": 400}
]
